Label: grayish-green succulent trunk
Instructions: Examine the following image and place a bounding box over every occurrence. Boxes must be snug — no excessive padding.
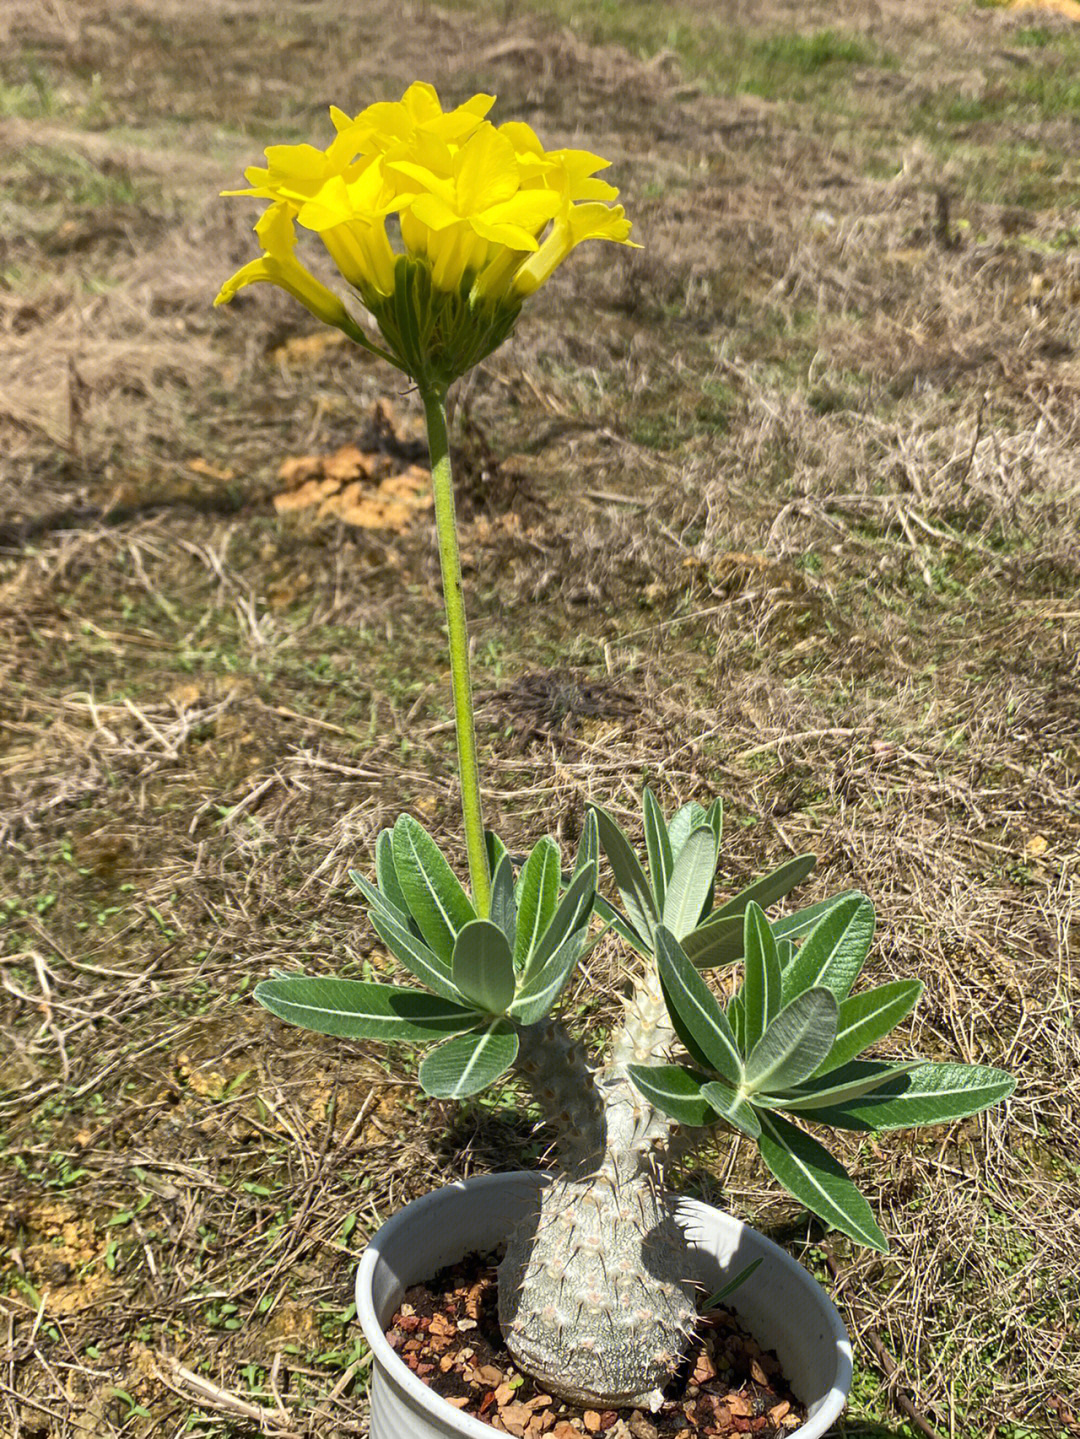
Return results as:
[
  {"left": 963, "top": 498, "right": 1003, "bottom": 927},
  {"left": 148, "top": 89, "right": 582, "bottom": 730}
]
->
[{"left": 499, "top": 971, "right": 699, "bottom": 1410}]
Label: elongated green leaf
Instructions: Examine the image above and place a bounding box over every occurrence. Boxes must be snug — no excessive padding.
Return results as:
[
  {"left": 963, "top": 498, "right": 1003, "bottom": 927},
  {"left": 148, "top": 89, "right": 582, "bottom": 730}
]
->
[
  {"left": 655, "top": 925, "right": 742, "bottom": 1086},
  {"left": 592, "top": 805, "right": 657, "bottom": 942},
  {"left": 643, "top": 787, "right": 673, "bottom": 909},
  {"left": 369, "top": 910, "right": 462, "bottom": 1005},
  {"left": 683, "top": 890, "right": 855, "bottom": 971},
  {"left": 592, "top": 892, "right": 651, "bottom": 957},
  {"left": 573, "top": 809, "right": 599, "bottom": 880},
  {"left": 485, "top": 830, "right": 509, "bottom": 878},
  {"left": 704, "top": 1257, "right": 762, "bottom": 1309},
  {"left": 700, "top": 1081, "right": 762, "bottom": 1138},
  {"left": 452, "top": 920, "right": 516, "bottom": 1014},
  {"left": 490, "top": 855, "right": 517, "bottom": 946},
  {"left": 743, "top": 988, "right": 838, "bottom": 1094},
  {"left": 682, "top": 911, "right": 743, "bottom": 969},
  {"left": 418, "top": 1022, "right": 519, "bottom": 1098},
  {"left": 757, "top": 1111, "right": 888, "bottom": 1252},
  {"left": 703, "top": 797, "right": 724, "bottom": 850},
  {"left": 757, "top": 1059, "right": 919, "bottom": 1113},
  {"left": 801, "top": 1062, "right": 1016, "bottom": 1132},
  {"left": 742, "top": 901, "right": 782, "bottom": 1053},
  {"left": 713, "top": 854, "right": 817, "bottom": 924},
  {"left": 525, "top": 863, "right": 596, "bottom": 982},
  {"left": 254, "top": 977, "right": 480, "bottom": 1042},
  {"left": 510, "top": 927, "right": 588, "bottom": 1025},
  {"left": 627, "top": 1063, "right": 715, "bottom": 1127},
  {"left": 514, "top": 838, "right": 561, "bottom": 971},
  {"left": 392, "top": 815, "right": 476, "bottom": 963},
  {"left": 783, "top": 894, "right": 874, "bottom": 1003},
  {"left": 662, "top": 827, "right": 718, "bottom": 939},
  {"left": 727, "top": 990, "right": 745, "bottom": 1050},
  {"left": 350, "top": 868, "right": 411, "bottom": 931},
  {"left": 667, "top": 802, "right": 707, "bottom": 859},
  {"left": 816, "top": 980, "right": 923, "bottom": 1074},
  {"left": 375, "top": 829, "right": 410, "bottom": 918}
]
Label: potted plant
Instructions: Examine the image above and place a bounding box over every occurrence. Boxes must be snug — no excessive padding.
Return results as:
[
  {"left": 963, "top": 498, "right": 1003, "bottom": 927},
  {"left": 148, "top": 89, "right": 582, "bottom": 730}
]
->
[{"left": 215, "top": 82, "right": 1014, "bottom": 1437}]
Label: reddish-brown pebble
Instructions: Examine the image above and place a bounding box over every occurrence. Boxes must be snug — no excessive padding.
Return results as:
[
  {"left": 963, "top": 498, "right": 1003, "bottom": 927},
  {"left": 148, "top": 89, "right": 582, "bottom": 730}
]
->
[{"left": 583, "top": 1412, "right": 601, "bottom": 1434}]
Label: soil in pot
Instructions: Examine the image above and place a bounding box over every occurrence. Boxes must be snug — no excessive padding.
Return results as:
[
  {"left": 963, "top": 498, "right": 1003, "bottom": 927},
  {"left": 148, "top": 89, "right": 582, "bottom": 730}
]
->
[{"left": 385, "top": 1248, "right": 807, "bottom": 1439}]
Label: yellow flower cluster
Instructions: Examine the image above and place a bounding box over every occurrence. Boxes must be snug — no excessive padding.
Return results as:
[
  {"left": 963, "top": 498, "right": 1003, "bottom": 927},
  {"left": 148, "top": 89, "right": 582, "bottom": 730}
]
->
[{"left": 215, "top": 82, "right": 637, "bottom": 388}]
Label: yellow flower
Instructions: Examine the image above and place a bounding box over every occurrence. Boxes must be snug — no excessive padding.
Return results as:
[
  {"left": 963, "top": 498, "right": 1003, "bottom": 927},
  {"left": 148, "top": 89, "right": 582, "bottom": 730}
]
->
[{"left": 215, "top": 83, "right": 638, "bottom": 389}]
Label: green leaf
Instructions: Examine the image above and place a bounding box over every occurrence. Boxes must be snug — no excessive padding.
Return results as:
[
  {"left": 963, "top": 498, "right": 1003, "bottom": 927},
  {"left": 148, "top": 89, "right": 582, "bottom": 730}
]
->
[
  {"left": 800, "top": 1062, "right": 1016, "bottom": 1132},
  {"left": 662, "top": 827, "right": 718, "bottom": 940},
  {"left": 700, "top": 1081, "right": 762, "bottom": 1138},
  {"left": 452, "top": 920, "right": 516, "bottom": 1014},
  {"left": 375, "top": 829, "right": 410, "bottom": 918},
  {"left": 682, "top": 890, "right": 854, "bottom": 971},
  {"left": 418, "top": 1022, "right": 519, "bottom": 1098},
  {"left": 392, "top": 815, "right": 476, "bottom": 963},
  {"left": 254, "top": 977, "right": 480, "bottom": 1042},
  {"left": 643, "top": 787, "right": 673, "bottom": 909},
  {"left": 757, "top": 1059, "right": 919, "bottom": 1113},
  {"left": 490, "top": 855, "right": 518, "bottom": 946},
  {"left": 592, "top": 892, "right": 651, "bottom": 957},
  {"left": 627, "top": 1063, "right": 715, "bottom": 1127},
  {"left": 757, "top": 1110, "right": 888, "bottom": 1252},
  {"left": 667, "top": 802, "right": 707, "bottom": 858},
  {"left": 783, "top": 893, "right": 874, "bottom": 1003},
  {"left": 350, "top": 867, "right": 411, "bottom": 931},
  {"left": 510, "top": 927, "right": 589, "bottom": 1025},
  {"left": 743, "top": 988, "right": 838, "bottom": 1095},
  {"left": 703, "top": 797, "right": 724, "bottom": 850},
  {"left": 682, "top": 911, "right": 743, "bottom": 969},
  {"left": 654, "top": 925, "right": 742, "bottom": 1086},
  {"left": 369, "top": 909, "right": 462, "bottom": 1004},
  {"left": 712, "top": 854, "right": 817, "bottom": 924},
  {"left": 727, "top": 990, "right": 745, "bottom": 1050},
  {"left": 524, "top": 863, "right": 596, "bottom": 982},
  {"left": 514, "top": 838, "right": 561, "bottom": 971},
  {"left": 704, "top": 1257, "right": 762, "bottom": 1309},
  {"left": 741, "top": 901, "right": 782, "bottom": 1053},
  {"left": 816, "top": 980, "right": 923, "bottom": 1074},
  {"left": 485, "top": 830, "right": 509, "bottom": 878},
  {"left": 591, "top": 805, "right": 657, "bottom": 942},
  {"left": 573, "top": 809, "right": 599, "bottom": 880}
]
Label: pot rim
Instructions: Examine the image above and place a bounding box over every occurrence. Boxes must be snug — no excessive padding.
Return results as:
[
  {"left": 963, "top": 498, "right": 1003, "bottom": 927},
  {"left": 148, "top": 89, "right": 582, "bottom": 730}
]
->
[{"left": 355, "top": 1170, "right": 852, "bottom": 1439}]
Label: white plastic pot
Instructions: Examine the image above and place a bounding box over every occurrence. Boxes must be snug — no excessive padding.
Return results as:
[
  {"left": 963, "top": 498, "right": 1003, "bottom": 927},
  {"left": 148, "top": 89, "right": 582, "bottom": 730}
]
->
[{"left": 356, "top": 1171, "right": 852, "bottom": 1439}]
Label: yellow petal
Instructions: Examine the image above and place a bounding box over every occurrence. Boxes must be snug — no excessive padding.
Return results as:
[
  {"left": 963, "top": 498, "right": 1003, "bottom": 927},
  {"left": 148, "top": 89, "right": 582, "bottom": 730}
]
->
[{"left": 453, "top": 124, "right": 519, "bottom": 214}]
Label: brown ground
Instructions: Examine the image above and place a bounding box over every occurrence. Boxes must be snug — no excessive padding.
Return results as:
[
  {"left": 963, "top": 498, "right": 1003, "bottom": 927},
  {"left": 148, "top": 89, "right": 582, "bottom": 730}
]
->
[{"left": 2, "top": 0, "right": 1079, "bottom": 1436}]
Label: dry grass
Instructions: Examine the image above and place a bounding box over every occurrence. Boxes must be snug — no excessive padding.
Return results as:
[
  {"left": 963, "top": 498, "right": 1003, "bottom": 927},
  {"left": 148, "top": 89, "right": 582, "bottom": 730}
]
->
[{"left": 2, "top": 0, "right": 1079, "bottom": 1436}]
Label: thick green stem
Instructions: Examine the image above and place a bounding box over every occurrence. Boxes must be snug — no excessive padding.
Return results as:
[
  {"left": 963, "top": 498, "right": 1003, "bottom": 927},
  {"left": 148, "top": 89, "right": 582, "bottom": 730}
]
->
[{"left": 420, "top": 386, "right": 491, "bottom": 918}]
